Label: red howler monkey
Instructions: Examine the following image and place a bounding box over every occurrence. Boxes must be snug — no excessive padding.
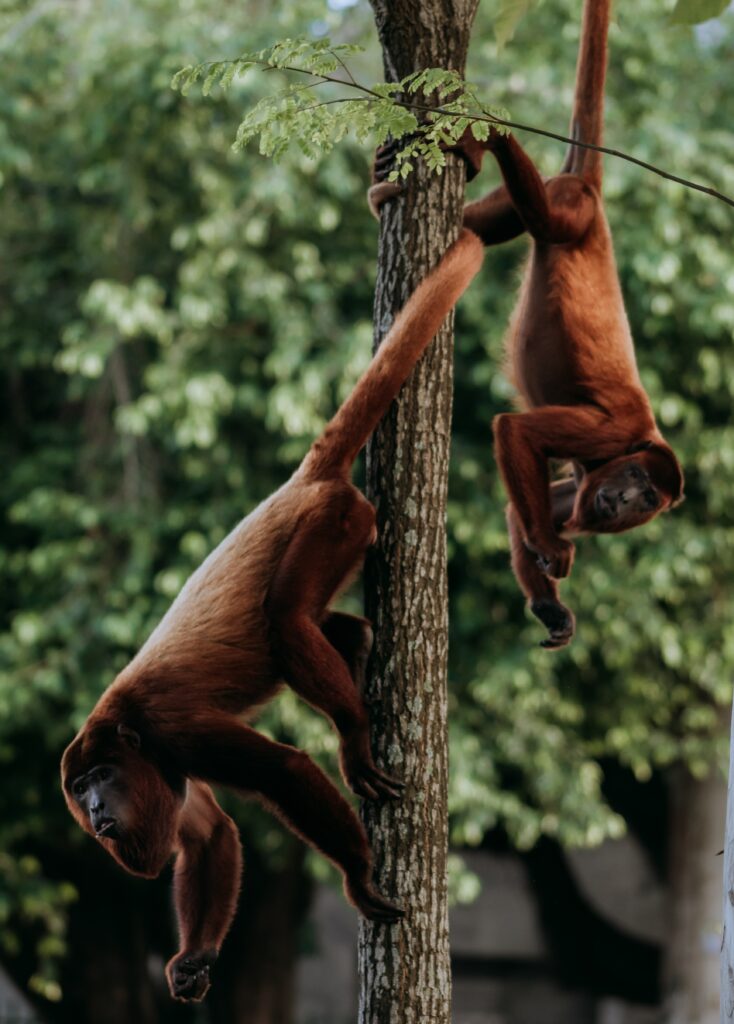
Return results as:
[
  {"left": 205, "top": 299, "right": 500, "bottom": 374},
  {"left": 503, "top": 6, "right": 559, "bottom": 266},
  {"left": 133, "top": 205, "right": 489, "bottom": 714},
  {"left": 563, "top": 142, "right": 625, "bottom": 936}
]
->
[
  {"left": 371, "top": 0, "right": 684, "bottom": 649},
  {"left": 61, "top": 229, "right": 483, "bottom": 1002}
]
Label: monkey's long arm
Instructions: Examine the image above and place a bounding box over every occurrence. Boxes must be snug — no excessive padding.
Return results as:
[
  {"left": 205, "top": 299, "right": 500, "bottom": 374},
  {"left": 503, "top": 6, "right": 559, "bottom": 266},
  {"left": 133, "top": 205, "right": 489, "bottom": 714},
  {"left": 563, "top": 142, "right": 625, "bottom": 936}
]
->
[
  {"left": 493, "top": 405, "right": 640, "bottom": 577},
  {"left": 167, "top": 782, "right": 242, "bottom": 1002},
  {"left": 506, "top": 481, "right": 577, "bottom": 649},
  {"left": 486, "top": 132, "right": 596, "bottom": 243},
  {"left": 177, "top": 719, "right": 402, "bottom": 922}
]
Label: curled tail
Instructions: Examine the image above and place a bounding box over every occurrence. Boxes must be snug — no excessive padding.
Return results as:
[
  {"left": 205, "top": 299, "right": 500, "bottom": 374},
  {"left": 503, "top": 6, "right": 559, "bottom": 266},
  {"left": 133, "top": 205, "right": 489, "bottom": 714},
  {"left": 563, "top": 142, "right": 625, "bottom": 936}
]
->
[
  {"left": 562, "top": 0, "right": 612, "bottom": 185},
  {"left": 301, "top": 228, "right": 483, "bottom": 481}
]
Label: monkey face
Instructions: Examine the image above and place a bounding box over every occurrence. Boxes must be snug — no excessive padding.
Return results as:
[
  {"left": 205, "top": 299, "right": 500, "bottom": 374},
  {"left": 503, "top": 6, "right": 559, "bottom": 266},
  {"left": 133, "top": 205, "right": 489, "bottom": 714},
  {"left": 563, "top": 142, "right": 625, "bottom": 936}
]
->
[
  {"left": 63, "top": 726, "right": 183, "bottom": 879},
  {"left": 70, "top": 763, "right": 127, "bottom": 840},
  {"left": 568, "top": 447, "right": 683, "bottom": 535}
]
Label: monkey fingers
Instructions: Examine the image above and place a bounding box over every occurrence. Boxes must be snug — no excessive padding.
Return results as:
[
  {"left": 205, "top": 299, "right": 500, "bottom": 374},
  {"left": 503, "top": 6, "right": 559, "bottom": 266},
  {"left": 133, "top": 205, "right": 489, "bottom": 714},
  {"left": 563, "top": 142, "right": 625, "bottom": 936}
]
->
[
  {"left": 346, "top": 879, "right": 405, "bottom": 923},
  {"left": 372, "top": 137, "right": 405, "bottom": 183},
  {"left": 166, "top": 949, "right": 217, "bottom": 1003},
  {"left": 368, "top": 137, "right": 409, "bottom": 218},
  {"left": 531, "top": 598, "right": 576, "bottom": 650},
  {"left": 340, "top": 745, "right": 405, "bottom": 801}
]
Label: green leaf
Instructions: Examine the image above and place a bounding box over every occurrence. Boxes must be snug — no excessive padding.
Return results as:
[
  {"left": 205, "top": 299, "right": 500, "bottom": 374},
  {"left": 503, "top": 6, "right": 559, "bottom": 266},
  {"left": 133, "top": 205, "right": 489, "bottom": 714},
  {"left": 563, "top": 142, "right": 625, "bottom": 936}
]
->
[
  {"left": 202, "top": 62, "right": 223, "bottom": 97},
  {"left": 471, "top": 120, "right": 490, "bottom": 141},
  {"left": 671, "top": 0, "right": 730, "bottom": 24}
]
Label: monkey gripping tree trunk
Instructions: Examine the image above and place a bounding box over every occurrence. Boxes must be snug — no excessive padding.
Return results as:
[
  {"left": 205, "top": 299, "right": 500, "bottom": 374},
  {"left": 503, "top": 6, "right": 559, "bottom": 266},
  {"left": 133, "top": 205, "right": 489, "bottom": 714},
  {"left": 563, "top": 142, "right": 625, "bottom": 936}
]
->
[{"left": 360, "top": 2, "right": 479, "bottom": 1021}]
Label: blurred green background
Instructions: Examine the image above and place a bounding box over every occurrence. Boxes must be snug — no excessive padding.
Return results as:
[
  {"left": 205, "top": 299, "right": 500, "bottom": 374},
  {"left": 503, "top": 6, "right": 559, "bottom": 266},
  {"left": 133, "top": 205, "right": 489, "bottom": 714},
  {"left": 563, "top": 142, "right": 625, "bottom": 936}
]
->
[{"left": 1, "top": 0, "right": 733, "bottom": 1021}]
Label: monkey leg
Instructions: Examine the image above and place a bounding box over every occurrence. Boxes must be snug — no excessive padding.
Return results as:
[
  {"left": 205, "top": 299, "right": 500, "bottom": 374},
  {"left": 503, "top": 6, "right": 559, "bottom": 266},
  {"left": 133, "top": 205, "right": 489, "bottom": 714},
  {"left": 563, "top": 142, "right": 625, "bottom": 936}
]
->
[
  {"left": 463, "top": 185, "right": 526, "bottom": 246},
  {"left": 320, "top": 611, "right": 373, "bottom": 693},
  {"left": 184, "top": 718, "right": 403, "bottom": 923},
  {"left": 266, "top": 484, "right": 403, "bottom": 801}
]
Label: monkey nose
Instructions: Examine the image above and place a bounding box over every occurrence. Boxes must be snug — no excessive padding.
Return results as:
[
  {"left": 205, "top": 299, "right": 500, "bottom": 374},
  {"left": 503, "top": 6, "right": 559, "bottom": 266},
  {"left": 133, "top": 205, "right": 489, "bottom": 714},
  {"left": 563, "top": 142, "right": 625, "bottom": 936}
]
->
[
  {"left": 90, "top": 805, "right": 106, "bottom": 827},
  {"left": 595, "top": 490, "right": 615, "bottom": 517}
]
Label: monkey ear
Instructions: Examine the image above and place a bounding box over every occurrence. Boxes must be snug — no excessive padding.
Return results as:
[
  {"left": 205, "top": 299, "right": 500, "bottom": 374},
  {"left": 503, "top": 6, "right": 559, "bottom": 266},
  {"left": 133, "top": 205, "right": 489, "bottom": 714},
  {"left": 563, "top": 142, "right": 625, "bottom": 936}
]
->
[{"left": 117, "top": 724, "right": 141, "bottom": 750}]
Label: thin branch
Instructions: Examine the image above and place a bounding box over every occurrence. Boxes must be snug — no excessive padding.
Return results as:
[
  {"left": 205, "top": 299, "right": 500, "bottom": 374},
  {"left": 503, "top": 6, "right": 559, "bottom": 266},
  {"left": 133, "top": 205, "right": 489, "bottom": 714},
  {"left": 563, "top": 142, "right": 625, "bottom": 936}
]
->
[
  {"left": 328, "top": 47, "right": 358, "bottom": 88},
  {"left": 198, "top": 57, "right": 734, "bottom": 208},
  {"left": 300, "top": 97, "right": 370, "bottom": 113}
]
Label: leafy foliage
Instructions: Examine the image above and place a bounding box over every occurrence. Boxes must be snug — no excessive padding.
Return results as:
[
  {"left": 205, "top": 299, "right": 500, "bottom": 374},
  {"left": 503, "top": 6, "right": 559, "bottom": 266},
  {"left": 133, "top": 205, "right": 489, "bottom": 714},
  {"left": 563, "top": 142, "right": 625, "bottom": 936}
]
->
[{"left": 172, "top": 37, "right": 509, "bottom": 176}]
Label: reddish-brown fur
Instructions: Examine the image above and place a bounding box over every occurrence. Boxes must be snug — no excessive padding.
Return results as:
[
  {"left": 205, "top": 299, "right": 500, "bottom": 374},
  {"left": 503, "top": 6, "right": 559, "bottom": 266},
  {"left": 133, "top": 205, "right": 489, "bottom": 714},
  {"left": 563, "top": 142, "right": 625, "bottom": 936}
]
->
[
  {"left": 61, "top": 229, "right": 483, "bottom": 1001},
  {"left": 372, "top": 0, "right": 683, "bottom": 649}
]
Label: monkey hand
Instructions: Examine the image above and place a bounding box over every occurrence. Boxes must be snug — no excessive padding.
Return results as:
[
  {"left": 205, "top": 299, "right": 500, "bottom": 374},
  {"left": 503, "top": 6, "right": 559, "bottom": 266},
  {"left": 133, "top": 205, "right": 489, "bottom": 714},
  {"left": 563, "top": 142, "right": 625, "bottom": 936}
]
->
[
  {"left": 530, "top": 598, "right": 576, "bottom": 650},
  {"left": 166, "top": 948, "right": 218, "bottom": 1003},
  {"left": 528, "top": 536, "right": 575, "bottom": 579},
  {"left": 340, "top": 741, "right": 405, "bottom": 801},
  {"left": 367, "top": 138, "right": 404, "bottom": 218},
  {"left": 440, "top": 125, "right": 503, "bottom": 181},
  {"left": 346, "top": 878, "right": 405, "bottom": 924}
]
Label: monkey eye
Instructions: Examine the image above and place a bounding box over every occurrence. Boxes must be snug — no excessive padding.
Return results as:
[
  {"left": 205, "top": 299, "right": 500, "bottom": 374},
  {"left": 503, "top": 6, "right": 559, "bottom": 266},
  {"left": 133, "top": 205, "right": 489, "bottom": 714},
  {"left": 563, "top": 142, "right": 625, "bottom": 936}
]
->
[
  {"left": 73, "top": 780, "right": 86, "bottom": 797},
  {"left": 627, "top": 464, "right": 644, "bottom": 481},
  {"left": 643, "top": 489, "right": 659, "bottom": 510}
]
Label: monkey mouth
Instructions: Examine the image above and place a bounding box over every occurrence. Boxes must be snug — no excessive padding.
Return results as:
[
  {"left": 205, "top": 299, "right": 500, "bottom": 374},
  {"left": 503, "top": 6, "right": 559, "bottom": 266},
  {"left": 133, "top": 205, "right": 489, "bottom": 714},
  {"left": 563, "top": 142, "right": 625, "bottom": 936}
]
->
[
  {"left": 95, "top": 818, "right": 119, "bottom": 839},
  {"left": 594, "top": 490, "right": 616, "bottom": 519}
]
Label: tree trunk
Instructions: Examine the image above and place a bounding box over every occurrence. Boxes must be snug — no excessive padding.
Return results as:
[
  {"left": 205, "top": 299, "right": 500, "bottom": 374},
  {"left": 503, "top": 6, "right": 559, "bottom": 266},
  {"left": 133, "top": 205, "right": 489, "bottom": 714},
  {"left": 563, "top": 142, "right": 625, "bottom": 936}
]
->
[
  {"left": 359, "top": 3, "right": 479, "bottom": 1022},
  {"left": 665, "top": 763, "right": 725, "bottom": 1024},
  {"left": 722, "top": 708, "right": 734, "bottom": 1023}
]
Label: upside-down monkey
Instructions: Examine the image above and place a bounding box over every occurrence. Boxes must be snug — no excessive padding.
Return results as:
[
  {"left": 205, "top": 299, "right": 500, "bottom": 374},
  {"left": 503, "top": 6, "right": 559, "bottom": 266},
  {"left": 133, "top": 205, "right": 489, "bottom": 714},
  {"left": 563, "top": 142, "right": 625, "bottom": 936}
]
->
[
  {"left": 371, "top": 0, "right": 684, "bottom": 649},
  {"left": 61, "top": 229, "right": 483, "bottom": 1001}
]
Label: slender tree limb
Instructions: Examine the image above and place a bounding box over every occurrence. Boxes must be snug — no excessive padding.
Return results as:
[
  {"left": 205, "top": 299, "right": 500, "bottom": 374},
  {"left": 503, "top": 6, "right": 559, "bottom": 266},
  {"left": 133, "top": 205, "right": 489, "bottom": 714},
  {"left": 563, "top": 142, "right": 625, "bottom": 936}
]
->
[{"left": 247, "top": 58, "right": 734, "bottom": 209}]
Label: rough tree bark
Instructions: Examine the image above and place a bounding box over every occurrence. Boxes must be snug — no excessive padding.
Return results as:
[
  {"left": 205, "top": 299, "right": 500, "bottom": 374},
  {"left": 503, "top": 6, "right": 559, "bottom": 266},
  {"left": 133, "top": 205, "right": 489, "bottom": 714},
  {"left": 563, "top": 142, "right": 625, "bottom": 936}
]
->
[
  {"left": 665, "top": 764, "right": 725, "bottom": 1024},
  {"left": 721, "top": 709, "right": 734, "bottom": 1022},
  {"left": 359, "top": 3, "right": 479, "bottom": 1022}
]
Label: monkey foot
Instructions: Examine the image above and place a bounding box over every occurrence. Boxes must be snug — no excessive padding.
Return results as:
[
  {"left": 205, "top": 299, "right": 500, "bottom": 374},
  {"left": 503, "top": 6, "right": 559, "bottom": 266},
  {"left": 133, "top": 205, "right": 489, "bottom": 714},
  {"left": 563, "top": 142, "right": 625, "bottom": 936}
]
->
[
  {"left": 531, "top": 599, "right": 575, "bottom": 650},
  {"left": 348, "top": 881, "right": 405, "bottom": 923},
  {"left": 343, "top": 752, "right": 405, "bottom": 801},
  {"left": 166, "top": 949, "right": 217, "bottom": 1003}
]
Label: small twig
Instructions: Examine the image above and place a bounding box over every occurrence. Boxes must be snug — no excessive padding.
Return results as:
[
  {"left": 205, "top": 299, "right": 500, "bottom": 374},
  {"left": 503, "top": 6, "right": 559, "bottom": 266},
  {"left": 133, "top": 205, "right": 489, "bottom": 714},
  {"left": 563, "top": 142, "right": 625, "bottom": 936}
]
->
[
  {"left": 328, "top": 47, "right": 359, "bottom": 88},
  {"left": 300, "top": 97, "right": 370, "bottom": 113},
  {"left": 277, "top": 61, "right": 734, "bottom": 207},
  {"left": 198, "top": 57, "right": 734, "bottom": 209}
]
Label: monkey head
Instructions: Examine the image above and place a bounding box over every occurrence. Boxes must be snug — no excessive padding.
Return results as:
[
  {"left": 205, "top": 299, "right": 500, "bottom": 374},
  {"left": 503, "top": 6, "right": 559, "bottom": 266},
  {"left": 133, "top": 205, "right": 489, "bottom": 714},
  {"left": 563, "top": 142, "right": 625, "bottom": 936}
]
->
[
  {"left": 62, "top": 720, "right": 183, "bottom": 879},
  {"left": 567, "top": 442, "right": 684, "bottom": 535}
]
